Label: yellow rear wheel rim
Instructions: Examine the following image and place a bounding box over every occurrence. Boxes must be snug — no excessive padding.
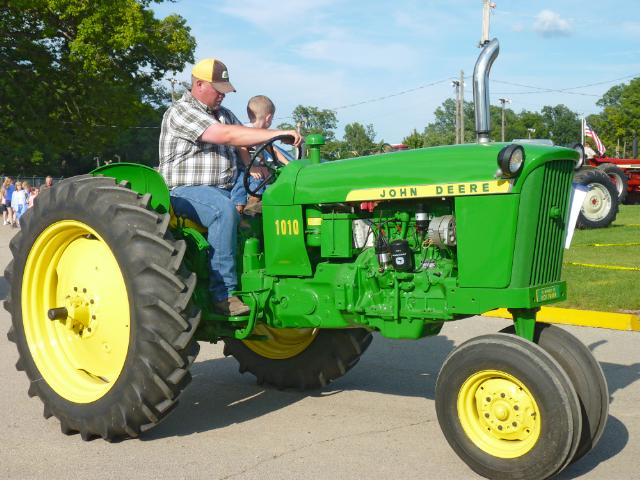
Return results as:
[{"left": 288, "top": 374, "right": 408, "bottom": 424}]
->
[
  {"left": 458, "top": 369, "right": 541, "bottom": 459},
  {"left": 242, "top": 325, "right": 318, "bottom": 360},
  {"left": 22, "top": 220, "right": 131, "bottom": 403}
]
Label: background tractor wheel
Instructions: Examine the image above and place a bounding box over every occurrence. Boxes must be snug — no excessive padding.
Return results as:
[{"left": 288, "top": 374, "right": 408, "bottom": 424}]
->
[
  {"left": 435, "top": 333, "right": 582, "bottom": 480},
  {"left": 574, "top": 167, "right": 619, "bottom": 229},
  {"left": 223, "top": 326, "right": 372, "bottom": 389},
  {"left": 500, "top": 324, "right": 609, "bottom": 464},
  {"left": 4, "top": 175, "right": 200, "bottom": 441},
  {"left": 597, "top": 163, "right": 629, "bottom": 203}
]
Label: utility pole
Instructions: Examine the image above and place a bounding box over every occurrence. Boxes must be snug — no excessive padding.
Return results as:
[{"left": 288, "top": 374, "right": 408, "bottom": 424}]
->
[
  {"left": 169, "top": 77, "right": 178, "bottom": 103},
  {"left": 480, "top": 0, "right": 497, "bottom": 46},
  {"left": 498, "top": 98, "right": 510, "bottom": 142},
  {"left": 452, "top": 80, "right": 461, "bottom": 144},
  {"left": 452, "top": 71, "right": 466, "bottom": 144},
  {"left": 459, "top": 70, "right": 465, "bottom": 143}
]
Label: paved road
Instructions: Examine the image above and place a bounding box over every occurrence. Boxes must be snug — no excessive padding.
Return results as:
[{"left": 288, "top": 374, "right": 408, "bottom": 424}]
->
[{"left": 0, "top": 225, "right": 638, "bottom": 479}]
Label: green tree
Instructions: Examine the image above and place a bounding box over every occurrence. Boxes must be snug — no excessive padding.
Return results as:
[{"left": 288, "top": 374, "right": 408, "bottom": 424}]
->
[
  {"left": 341, "top": 122, "right": 376, "bottom": 157},
  {"left": 402, "top": 129, "right": 426, "bottom": 149},
  {"left": 0, "top": 0, "right": 195, "bottom": 175},
  {"left": 277, "top": 105, "right": 338, "bottom": 142},
  {"left": 540, "top": 105, "right": 580, "bottom": 145},
  {"left": 594, "top": 77, "right": 640, "bottom": 156}
]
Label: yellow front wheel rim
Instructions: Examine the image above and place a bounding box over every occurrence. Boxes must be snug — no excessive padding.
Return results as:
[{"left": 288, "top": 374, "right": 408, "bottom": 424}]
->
[
  {"left": 22, "top": 220, "right": 131, "bottom": 403},
  {"left": 458, "top": 369, "right": 541, "bottom": 459},
  {"left": 242, "top": 325, "right": 318, "bottom": 360}
]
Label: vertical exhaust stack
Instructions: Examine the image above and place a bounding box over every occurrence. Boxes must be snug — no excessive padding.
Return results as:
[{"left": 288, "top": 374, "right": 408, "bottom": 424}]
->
[{"left": 473, "top": 38, "right": 500, "bottom": 143}]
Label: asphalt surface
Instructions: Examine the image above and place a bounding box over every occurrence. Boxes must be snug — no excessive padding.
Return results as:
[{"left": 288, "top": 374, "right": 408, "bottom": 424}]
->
[{"left": 0, "top": 224, "right": 638, "bottom": 480}]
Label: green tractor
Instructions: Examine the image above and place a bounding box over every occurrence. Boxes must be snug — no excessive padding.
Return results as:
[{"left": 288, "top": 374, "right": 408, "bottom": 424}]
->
[{"left": 5, "top": 39, "right": 608, "bottom": 480}]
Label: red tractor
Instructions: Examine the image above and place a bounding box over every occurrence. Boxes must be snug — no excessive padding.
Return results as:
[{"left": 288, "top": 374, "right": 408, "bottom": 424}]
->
[{"left": 586, "top": 155, "right": 640, "bottom": 204}]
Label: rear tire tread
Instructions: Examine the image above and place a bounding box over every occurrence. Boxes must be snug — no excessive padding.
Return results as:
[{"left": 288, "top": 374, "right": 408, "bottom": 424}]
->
[{"left": 6, "top": 176, "right": 200, "bottom": 441}]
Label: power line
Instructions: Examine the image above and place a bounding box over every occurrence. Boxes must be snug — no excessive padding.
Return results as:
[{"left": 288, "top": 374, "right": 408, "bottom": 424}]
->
[
  {"left": 274, "top": 77, "right": 455, "bottom": 121},
  {"left": 330, "top": 77, "right": 455, "bottom": 111},
  {"left": 58, "top": 72, "right": 640, "bottom": 130}
]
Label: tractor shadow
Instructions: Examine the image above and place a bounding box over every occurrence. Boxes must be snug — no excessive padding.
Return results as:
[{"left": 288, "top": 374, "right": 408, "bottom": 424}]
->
[
  {"left": 558, "top": 415, "right": 628, "bottom": 479},
  {"left": 143, "top": 334, "right": 456, "bottom": 440},
  {"left": 558, "top": 339, "right": 639, "bottom": 477},
  {"left": 0, "top": 275, "right": 8, "bottom": 301},
  {"left": 588, "top": 340, "right": 640, "bottom": 401}
]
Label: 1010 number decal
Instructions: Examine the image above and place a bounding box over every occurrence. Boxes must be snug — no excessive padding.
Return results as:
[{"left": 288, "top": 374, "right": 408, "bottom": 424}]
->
[{"left": 274, "top": 219, "right": 300, "bottom": 236}]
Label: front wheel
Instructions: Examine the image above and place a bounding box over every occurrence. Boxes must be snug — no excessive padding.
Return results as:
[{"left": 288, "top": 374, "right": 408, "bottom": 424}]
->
[
  {"left": 574, "top": 168, "right": 619, "bottom": 229},
  {"left": 597, "top": 163, "right": 629, "bottom": 203},
  {"left": 435, "top": 333, "right": 582, "bottom": 480},
  {"left": 4, "top": 175, "right": 200, "bottom": 440},
  {"left": 500, "top": 324, "right": 609, "bottom": 464}
]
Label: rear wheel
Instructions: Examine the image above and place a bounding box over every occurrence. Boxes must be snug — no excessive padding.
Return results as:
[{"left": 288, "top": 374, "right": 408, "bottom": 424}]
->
[
  {"left": 597, "top": 163, "right": 629, "bottom": 203},
  {"left": 435, "top": 333, "right": 582, "bottom": 480},
  {"left": 223, "top": 325, "right": 372, "bottom": 389},
  {"left": 574, "top": 167, "right": 618, "bottom": 228},
  {"left": 500, "top": 324, "right": 609, "bottom": 464},
  {"left": 4, "top": 175, "right": 200, "bottom": 440}
]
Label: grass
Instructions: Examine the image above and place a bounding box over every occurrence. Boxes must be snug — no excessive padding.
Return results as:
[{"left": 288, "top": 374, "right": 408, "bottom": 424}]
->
[{"left": 558, "top": 204, "right": 640, "bottom": 313}]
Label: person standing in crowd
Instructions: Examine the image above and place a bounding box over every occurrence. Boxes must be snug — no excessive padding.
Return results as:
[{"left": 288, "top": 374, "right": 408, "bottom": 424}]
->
[
  {"left": 42, "top": 176, "right": 54, "bottom": 189},
  {"left": 158, "top": 57, "right": 301, "bottom": 316},
  {"left": 1, "top": 178, "right": 8, "bottom": 225},
  {"left": 3, "top": 177, "right": 15, "bottom": 226},
  {"left": 28, "top": 186, "right": 39, "bottom": 208},
  {"left": 10, "top": 181, "right": 28, "bottom": 228}
]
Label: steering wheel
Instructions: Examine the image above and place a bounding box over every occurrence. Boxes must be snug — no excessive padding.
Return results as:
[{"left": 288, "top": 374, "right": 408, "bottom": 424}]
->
[{"left": 243, "top": 134, "right": 302, "bottom": 198}]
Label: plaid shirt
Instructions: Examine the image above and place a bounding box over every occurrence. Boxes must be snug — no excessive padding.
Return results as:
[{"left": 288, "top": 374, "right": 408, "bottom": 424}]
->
[{"left": 158, "top": 91, "right": 242, "bottom": 189}]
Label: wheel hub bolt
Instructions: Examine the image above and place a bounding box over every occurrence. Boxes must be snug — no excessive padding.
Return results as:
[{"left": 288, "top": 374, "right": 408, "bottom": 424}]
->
[{"left": 48, "top": 307, "right": 69, "bottom": 321}]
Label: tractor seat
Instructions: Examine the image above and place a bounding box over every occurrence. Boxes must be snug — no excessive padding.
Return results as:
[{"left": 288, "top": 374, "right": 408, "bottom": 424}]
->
[{"left": 169, "top": 208, "right": 208, "bottom": 233}]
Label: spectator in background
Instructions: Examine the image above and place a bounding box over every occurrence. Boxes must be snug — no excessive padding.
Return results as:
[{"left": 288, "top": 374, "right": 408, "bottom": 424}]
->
[
  {"left": 3, "top": 177, "right": 15, "bottom": 226},
  {"left": 0, "top": 178, "right": 8, "bottom": 225},
  {"left": 42, "top": 176, "right": 54, "bottom": 189},
  {"left": 10, "top": 181, "right": 27, "bottom": 227},
  {"left": 28, "top": 186, "right": 39, "bottom": 208}
]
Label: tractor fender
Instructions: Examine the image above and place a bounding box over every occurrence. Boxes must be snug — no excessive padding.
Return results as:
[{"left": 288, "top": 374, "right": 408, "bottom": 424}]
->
[{"left": 91, "top": 163, "right": 170, "bottom": 214}]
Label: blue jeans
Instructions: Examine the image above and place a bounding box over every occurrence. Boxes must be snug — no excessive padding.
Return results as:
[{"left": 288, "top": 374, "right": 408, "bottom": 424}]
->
[
  {"left": 170, "top": 185, "right": 240, "bottom": 302},
  {"left": 230, "top": 169, "right": 248, "bottom": 206},
  {"left": 231, "top": 168, "right": 265, "bottom": 206}
]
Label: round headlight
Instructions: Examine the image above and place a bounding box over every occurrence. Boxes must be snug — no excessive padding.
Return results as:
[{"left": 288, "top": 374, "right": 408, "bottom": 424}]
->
[{"left": 497, "top": 144, "right": 525, "bottom": 177}]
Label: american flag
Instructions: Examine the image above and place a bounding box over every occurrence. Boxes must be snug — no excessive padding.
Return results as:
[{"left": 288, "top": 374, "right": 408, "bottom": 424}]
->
[{"left": 584, "top": 122, "right": 606, "bottom": 156}]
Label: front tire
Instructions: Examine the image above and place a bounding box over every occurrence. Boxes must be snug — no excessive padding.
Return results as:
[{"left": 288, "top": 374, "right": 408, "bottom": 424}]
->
[
  {"left": 223, "top": 325, "right": 372, "bottom": 389},
  {"left": 597, "top": 163, "right": 629, "bottom": 203},
  {"left": 435, "top": 334, "right": 582, "bottom": 480},
  {"left": 500, "top": 324, "right": 609, "bottom": 464},
  {"left": 4, "top": 175, "right": 200, "bottom": 440},
  {"left": 574, "top": 167, "right": 619, "bottom": 229}
]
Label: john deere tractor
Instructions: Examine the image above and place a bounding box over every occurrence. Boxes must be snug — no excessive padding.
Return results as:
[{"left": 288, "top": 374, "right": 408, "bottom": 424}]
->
[{"left": 5, "top": 39, "right": 608, "bottom": 480}]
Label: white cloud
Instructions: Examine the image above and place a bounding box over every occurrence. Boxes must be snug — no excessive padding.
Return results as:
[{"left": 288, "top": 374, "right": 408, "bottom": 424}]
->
[
  {"left": 296, "top": 39, "right": 418, "bottom": 69},
  {"left": 294, "top": 27, "right": 419, "bottom": 69},
  {"left": 533, "top": 10, "right": 572, "bottom": 37},
  {"left": 217, "top": 0, "right": 337, "bottom": 28}
]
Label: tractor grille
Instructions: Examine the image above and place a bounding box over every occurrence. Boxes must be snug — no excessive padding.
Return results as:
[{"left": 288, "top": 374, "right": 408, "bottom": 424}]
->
[{"left": 529, "top": 161, "right": 575, "bottom": 285}]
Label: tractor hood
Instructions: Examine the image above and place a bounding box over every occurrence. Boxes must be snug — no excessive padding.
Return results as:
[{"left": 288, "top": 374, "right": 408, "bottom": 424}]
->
[{"left": 262, "top": 143, "right": 579, "bottom": 206}]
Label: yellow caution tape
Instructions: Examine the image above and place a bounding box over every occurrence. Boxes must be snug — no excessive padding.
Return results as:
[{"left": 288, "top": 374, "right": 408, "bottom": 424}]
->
[
  {"left": 485, "top": 307, "right": 640, "bottom": 332},
  {"left": 583, "top": 242, "right": 640, "bottom": 247},
  {"left": 565, "top": 262, "right": 640, "bottom": 271}
]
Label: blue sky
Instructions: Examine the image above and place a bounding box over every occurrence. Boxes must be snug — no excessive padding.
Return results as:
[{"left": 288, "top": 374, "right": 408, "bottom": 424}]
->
[{"left": 152, "top": 0, "right": 640, "bottom": 143}]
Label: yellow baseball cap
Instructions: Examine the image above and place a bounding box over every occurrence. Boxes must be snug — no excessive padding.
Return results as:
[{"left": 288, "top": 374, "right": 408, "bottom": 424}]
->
[{"left": 192, "top": 58, "right": 236, "bottom": 93}]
